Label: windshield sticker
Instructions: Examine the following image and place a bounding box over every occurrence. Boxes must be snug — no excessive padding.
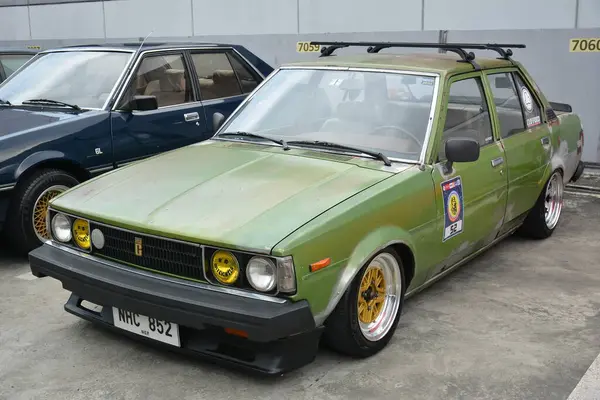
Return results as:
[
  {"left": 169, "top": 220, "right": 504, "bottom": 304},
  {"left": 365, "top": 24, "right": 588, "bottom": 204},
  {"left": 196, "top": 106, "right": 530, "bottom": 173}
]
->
[
  {"left": 421, "top": 78, "right": 435, "bottom": 86},
  {"left": 527, "top": 116, "right": 541, "bottom": 128},
  {"left": 521, "top": 87, "right": 534, "bottom": 113},
  {"left": 442, "top": 176, "right": 464, "bottom": 242}
]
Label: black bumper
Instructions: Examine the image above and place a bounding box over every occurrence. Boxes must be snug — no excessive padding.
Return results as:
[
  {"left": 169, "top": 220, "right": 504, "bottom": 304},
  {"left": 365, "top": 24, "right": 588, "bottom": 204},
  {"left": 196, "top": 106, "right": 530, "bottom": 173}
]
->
[{"left": 29, "top": 243, "right": 322, "bottom": 375}]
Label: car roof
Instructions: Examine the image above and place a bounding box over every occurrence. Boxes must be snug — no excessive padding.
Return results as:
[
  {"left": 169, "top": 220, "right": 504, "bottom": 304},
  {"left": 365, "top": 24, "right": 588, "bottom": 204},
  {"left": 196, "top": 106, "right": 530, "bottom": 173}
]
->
[
  {"left": 0, "top": 48, "right": 38, "bottom": 55},
  {"left": 282, "top": 52, "right": 514, "bottom": 75},
  {"left": 42, "top": 42, "right": 240, "bottom": 53}
]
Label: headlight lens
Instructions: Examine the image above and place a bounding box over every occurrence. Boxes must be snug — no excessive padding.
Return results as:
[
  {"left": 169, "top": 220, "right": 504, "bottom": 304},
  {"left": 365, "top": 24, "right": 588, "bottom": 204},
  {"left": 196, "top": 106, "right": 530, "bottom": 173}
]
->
[
  {"left": 246, "top": 256, "right": 277, "bottom": 292},
  {"left": 211, "top": 250, "right": 240, "bottom": 285},
  {"left": 51, "top": 213, "right": 72, "bottom": 243},
  {"left": 72, "top": 219, "right": 91, "bottom": 249}
]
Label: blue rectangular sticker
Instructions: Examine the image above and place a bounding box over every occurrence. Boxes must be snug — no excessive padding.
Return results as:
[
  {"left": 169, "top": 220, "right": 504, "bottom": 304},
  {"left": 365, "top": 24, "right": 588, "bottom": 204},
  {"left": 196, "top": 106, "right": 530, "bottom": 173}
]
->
[{"left": 441, "top": 176, "right": 464, "bottom": 241}]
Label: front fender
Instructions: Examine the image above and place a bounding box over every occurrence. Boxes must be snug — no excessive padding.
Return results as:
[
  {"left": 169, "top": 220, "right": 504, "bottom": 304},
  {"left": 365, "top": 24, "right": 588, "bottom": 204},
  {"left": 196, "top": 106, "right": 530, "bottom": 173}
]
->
[
  {"left": 14, "top": 150, "right": 71, "bottom": 180},
  {"left": 312, "top": 225, "right": 416, "bottom": 326}
]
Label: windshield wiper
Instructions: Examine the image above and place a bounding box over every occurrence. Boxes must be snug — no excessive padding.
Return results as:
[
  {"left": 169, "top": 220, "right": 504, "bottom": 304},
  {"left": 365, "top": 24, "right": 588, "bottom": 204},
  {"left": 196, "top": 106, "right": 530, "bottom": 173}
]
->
[
  {"left": 219, "top": 131, "right": 289, "bottom": 150},
  {"left": 0, "top": 98, "right": 11, "bottom": 106},
  {"left": 22, "top": 98, "right": 81, "bottom": 111},
  {"left": 287, "top": 140, "right": 392, "bottom": 166}
]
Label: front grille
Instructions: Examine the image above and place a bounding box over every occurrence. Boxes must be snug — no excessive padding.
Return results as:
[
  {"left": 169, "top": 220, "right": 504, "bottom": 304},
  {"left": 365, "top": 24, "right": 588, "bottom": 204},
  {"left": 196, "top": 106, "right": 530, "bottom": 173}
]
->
[{"left": 91, "top": 223, "right": 205, "bottom": 281}]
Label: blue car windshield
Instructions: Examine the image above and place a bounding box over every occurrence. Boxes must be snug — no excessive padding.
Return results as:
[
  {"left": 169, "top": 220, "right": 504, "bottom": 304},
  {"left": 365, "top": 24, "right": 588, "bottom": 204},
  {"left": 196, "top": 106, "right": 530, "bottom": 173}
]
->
[{"left": 0, "top": 50, "right": 132, "bottom": 109}]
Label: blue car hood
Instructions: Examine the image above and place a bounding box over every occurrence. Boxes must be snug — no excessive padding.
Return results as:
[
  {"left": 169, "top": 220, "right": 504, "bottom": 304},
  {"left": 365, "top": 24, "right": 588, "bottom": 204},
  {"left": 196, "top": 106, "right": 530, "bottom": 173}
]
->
[{"left": 0, "top": 107, "right": 80, "bottom": 137}]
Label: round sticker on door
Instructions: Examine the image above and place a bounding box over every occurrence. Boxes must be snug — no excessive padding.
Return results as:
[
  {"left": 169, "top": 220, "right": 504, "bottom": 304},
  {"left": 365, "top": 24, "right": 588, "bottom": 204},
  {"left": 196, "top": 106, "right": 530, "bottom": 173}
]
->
[
  {"left": 447, "top": 191, "right": 462, "bottom": 223},
  {"left": 521, "top": 87, "right": 533, "bottom": 113}
]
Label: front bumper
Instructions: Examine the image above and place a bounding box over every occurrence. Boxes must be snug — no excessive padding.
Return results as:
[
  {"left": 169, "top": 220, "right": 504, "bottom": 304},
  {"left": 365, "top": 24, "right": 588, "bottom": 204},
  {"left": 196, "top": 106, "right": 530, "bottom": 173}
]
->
[{"left": 29, "top": 242, "right": 322, "bottom": 375}]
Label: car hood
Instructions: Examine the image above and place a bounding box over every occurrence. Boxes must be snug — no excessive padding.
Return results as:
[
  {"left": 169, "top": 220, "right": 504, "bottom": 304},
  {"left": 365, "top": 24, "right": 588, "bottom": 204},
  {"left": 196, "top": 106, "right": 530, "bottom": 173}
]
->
[
  {"left": 0, "top": 107, "right": 80, "bottom": 137},
  {"left": 52, "top": 140, "right": 403, "bottom": 253}
]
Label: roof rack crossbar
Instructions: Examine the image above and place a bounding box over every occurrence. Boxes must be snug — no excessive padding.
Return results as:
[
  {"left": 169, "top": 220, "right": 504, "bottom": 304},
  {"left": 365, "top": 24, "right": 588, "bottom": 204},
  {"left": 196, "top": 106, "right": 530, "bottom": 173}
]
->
[{"left": 311, "top": 41, "right": 525, "bottom": 67}]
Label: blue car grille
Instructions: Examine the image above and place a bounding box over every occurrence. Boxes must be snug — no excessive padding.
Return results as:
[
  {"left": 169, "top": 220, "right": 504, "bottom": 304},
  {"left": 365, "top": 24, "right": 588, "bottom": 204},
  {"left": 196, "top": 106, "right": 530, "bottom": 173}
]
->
[{"left": 90, "top": 223, "right": 205, "bottom": 281}]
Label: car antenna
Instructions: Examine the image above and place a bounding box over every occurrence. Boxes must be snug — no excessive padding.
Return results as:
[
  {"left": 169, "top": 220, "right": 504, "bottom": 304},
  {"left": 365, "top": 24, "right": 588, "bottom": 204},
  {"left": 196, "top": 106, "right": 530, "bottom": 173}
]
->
[{"left": 105, "top": 30, "right": 153, "bottom": 110}]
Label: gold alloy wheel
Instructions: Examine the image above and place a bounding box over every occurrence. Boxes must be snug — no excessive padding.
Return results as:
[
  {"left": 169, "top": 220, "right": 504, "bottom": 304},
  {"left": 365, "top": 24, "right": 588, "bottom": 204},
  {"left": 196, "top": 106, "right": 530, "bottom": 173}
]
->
[
  {"left": 356, "top": 252, "right": 402, "bottom": 342},
  {"left": 358, "top": 266, "right": 386, "bottom": 324},
  {"left": 32, "top": 185, "right": 68, "bottom": 242}
]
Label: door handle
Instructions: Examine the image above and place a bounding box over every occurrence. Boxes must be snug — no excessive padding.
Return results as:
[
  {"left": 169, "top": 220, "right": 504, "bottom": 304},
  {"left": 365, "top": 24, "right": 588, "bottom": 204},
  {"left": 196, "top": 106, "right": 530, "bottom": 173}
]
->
[
  {"left": 184, "top": 112, "right": 200, "bottom": 122},
  {"left": 541, "top": 136, "right": 550, "bottom": 146},
  {"left": 491, "top": 157, "right": 504, "bottom": 167}
]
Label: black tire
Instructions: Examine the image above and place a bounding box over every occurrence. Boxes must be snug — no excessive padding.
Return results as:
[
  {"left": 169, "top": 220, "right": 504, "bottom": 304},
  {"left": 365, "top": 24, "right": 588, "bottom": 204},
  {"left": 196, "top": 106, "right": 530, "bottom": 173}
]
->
[
  {"left": 518, "top": 170, "right": 564, "bottom": 239},
  {"left": 323, "top": 248, "right": 405, "bottom": 358},
  {"left": 5, "top": 169, "right": 79, "bottom": 255}
]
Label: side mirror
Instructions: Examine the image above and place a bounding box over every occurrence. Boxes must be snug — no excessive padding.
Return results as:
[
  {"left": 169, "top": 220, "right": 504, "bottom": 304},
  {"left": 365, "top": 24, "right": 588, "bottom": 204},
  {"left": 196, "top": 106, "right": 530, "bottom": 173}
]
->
[
  {"left": 212, "top": 112, "right": 226, "bottom": 132},
  {"left": 122, "top": 95, "right": 158, "bottom": 112},
  {"left": 444, "top": 137, "right": 480, "bottom": 173},
  {"left": 495, "top": 76, "right": 512, "bottom": 89}
]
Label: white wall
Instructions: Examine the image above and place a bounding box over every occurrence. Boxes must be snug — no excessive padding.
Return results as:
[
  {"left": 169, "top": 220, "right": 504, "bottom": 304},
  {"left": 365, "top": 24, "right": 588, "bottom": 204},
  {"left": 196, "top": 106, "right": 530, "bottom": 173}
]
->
[
  {"left": 0, "top": 0, "right": 599, "bottom": 162},
  {"left": 1, "top": 0, "right": 598, "bottom": 40}
]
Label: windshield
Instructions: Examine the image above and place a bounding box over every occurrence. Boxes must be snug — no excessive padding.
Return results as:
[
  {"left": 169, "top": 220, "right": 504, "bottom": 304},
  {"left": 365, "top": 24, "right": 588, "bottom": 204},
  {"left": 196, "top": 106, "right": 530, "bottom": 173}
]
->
[
  {"left": 0, "top": 51, "right": 132, "bottom": 109},
  {"left": 217, "top": 68, "right": 437, "bottom": 161}
]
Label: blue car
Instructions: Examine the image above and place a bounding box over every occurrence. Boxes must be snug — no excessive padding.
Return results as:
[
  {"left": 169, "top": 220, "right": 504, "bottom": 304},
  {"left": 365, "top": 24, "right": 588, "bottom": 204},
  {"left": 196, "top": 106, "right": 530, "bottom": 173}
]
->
[
  {"left": 0, "top": 49, "right": 37, "bottom": 83},
  {"left": 0, "top": 42, "right": 273, "bottom": 253}
]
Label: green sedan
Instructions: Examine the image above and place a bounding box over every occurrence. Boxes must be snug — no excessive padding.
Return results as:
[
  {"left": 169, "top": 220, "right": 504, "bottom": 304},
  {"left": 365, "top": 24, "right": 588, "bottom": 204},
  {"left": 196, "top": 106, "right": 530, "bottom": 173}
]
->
[{"left": 29, "top": 42, "right": 585, "bottom": 375}]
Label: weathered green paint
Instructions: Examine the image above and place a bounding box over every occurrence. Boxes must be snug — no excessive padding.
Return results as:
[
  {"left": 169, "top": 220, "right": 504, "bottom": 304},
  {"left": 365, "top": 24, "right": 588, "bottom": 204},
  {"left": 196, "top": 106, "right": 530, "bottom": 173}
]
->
[
  {"left": 51, "top": 140, "right": 395, "bottom": 253},
  {"left": 48, "top": 53, "right": 583, "bottom": 326}
]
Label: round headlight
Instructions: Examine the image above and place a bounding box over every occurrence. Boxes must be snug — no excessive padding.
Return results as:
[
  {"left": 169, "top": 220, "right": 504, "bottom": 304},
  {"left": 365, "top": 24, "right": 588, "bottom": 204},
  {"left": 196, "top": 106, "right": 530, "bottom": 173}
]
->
[
  {"left": 211, "top": 250, "right": 240, "bottom": 285},
  {"left": 246, "top": 256, "right": 277, "bottom": 292},
  {"left": 51, "top": 213, "right": 72, "bottom": 243},
  {"left": 72, "top": 219, "right": 91, "bottom": 249},
  {"left": 91, "top": 229, "right": 105, "bottom": 250}
]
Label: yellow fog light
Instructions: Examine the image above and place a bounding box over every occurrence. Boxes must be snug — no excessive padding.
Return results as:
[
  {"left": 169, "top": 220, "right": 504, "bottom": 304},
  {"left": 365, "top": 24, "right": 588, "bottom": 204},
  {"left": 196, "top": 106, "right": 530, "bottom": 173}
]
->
[
  {"left": 211, "top": 250, "right": 239, "bottom": 285},
  {"left": 72, "top": 219, "right": 91, "bottom": 249}
]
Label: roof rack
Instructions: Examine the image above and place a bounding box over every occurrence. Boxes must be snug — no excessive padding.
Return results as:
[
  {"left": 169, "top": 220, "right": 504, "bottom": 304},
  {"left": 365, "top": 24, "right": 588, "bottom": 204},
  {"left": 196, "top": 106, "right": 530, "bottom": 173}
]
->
[{"left": 310, "top": 41, "right": 526, "bottom": 70}]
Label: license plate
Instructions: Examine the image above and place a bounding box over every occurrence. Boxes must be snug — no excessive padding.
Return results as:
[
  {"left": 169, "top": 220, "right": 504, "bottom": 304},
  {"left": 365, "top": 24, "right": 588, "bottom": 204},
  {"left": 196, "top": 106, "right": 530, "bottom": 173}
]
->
[{"left": 112, "top": 308, "right": 180, "bottom": 347}]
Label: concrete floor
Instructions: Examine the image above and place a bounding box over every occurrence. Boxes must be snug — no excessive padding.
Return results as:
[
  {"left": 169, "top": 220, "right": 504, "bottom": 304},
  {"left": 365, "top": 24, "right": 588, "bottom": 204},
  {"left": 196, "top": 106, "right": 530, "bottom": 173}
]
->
[{"left": 0, "top": 192, "right": 599, "bottom": 400}]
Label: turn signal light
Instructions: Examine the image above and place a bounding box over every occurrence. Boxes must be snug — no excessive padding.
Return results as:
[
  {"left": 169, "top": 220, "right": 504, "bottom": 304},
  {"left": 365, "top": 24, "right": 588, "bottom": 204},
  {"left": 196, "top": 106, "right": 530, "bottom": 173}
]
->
[
  {"left": 310, "top": 257, "right": 331, "bottom": 272},
  {"left": 224, "top": 328, "right": 248, "bottom": 338}
]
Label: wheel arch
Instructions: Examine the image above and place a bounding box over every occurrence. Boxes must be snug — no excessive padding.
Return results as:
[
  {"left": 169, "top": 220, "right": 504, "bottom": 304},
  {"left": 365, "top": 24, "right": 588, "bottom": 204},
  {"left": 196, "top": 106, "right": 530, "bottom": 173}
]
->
[
  {"left": 15, "top": 151, "right": 91, "bottom": 185},
  {"left": 313, "top": 226, "right": 417, "bottom": 327}
]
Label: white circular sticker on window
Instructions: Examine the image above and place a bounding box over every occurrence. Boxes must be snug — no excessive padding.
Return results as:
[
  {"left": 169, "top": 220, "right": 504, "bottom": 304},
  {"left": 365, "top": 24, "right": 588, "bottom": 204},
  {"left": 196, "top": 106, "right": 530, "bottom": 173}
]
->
[{"left": 521, "top": 87, "right": 533, "bottom": 113}]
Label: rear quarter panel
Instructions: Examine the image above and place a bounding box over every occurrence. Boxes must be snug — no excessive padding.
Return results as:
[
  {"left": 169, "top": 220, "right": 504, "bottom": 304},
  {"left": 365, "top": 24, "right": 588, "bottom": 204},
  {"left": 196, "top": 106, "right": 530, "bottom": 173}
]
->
[
  {"left": 517, "top": 61, "right": 583, "bottom": 183},
  {"left": 550, "top": 112, "right": 583, "bottom": 183}
]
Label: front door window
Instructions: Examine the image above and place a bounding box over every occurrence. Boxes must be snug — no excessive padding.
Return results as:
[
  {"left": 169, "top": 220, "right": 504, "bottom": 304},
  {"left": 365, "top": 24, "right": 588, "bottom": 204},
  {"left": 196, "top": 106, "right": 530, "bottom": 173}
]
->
[{"left": 118, "top": 53, "right": 194, "bottom": 109}]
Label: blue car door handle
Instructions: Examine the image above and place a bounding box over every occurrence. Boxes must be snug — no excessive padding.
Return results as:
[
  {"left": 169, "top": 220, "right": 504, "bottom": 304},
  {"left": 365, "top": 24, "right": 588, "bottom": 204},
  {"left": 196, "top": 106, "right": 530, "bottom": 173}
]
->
[{"left": 184, "top": 112, "right": 200, "bottom": 122}]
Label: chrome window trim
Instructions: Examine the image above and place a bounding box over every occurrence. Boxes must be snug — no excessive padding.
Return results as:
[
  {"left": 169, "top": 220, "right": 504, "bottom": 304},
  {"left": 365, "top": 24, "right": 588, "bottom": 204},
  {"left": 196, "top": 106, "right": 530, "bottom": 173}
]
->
[
  {"left": 100, "top": 51, "right": 136, "bottom": 110},
  {"left": 44, "top": 239, "right": 288, "bottom": 304},
  {"left": 214, "top": 66, "right": 440, "bottom": 166},
  {"left": 110, "top": 47, "right": 265, "bottom": 112}
]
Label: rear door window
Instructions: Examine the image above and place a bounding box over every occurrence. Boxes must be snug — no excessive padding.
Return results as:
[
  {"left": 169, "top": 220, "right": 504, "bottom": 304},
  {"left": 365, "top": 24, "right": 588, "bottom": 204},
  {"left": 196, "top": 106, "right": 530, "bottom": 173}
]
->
[
  {"left": 487, "top": 72, "right": 527, "bottom": 138},
  {"left": 228, "top": 53, "right": 259, "bottom": 94},
  {"left": 190, "top": 52, "right": 244, "bottom": 100},
  {"left": 513, "top": 73, "right": 543, "bottom": 129}
]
